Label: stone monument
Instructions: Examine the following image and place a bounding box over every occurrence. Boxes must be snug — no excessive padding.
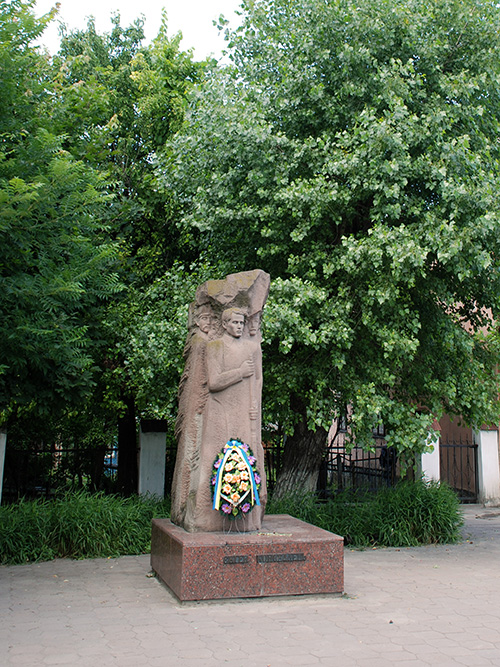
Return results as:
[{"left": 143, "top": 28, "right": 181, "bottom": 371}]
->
[
  {"left": 151, "top": 269, "right": 344, "bottom": 601},
  {"left": 171, "top": 269, "right": 269, "bottom": 532}
]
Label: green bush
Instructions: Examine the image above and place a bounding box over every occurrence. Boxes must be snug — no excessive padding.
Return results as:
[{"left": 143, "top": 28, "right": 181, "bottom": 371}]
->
[
  {"left": 0, "top": 481, "right": 463, "bottom": 564},
  {"left": 267, "top": 480, "right": 464, "bottom": 547},
  {"left": 0, "top": 490, "right": 170, "bottom": 565}
]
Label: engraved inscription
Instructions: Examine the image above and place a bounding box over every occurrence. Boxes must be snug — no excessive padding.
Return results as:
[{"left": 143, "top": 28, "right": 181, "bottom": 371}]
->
[
  {"left": 223, "top": 555, "right": 249, "bottom": 565},
  {"left": 256, "top": 553, "right": 306, "bottom": 564}
]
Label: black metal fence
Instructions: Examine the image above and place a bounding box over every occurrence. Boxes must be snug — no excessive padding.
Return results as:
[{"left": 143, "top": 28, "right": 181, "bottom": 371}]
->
[
  {"left": 263, "top": 440, "right": 283, "bottom": 494},
  {"left": 440, "top": 441, "right": 478, "bottom": 503},
  {"left": 322, "top": 426, "right": 398, "bottom": 494},
  {"left": 2, "top": 437, "right": 281, "bottom": 502},
  {"left": 2, "top": 443, "right": 120, "bottom": 502},
  {"left": 2, "top": 426, "right": 397, "bottom": 502},
  {"left": 3, "top": 433, "right": 481, "bottom": 505}
]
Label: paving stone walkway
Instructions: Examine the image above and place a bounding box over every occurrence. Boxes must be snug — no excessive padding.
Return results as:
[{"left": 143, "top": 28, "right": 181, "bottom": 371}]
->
[{"left": 1, "top": 504, "right": 500, "bottom": 666}]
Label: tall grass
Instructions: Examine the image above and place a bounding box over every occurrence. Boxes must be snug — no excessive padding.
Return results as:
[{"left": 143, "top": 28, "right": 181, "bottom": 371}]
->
[
  {"left": 267, "top": 479, "right": 464, "bottom": 547},
  {"left": 0, "top": 481, "right": 463, "bottom": 564},
  {"left": 0, "top": 490, "right": 170, "bottom": 565}
]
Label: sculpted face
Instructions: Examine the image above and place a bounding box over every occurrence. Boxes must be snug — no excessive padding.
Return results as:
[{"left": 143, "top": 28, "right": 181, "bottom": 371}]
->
[
  {"left": 222, "top": 312, "right": 245, "bottom": 338},
  {"left": 196, "top": 312, "right": 211, "bottom": 334},
  {"left": 248, "top": 313, "right": 261, "bottom": 336}
]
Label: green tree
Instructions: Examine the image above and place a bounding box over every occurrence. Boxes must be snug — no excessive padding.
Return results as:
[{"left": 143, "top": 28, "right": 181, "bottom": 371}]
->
[
  {"left": 0, "top": 1, "right": 122, "bottom": 426},
  {"left": 47, "top": 15, "right": 201, "bottom": 493},
  {"left": 30, "top": 10, "right": 202, "bottom": 494},
  {"left": 49, "top": 11, "right": 201, "bottom": 277},
  {"left": 161, "top": 0, "right": 500, "bottom": 494}
]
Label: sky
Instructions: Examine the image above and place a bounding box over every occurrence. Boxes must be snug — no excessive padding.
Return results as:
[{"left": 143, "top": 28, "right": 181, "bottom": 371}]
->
[{"left": 34, "top": 0, "right": 243, "bottom": 59}]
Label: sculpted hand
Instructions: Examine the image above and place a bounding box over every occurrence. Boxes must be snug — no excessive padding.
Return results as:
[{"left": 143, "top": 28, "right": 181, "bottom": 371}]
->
[{"left": 240, "top": 356, "right": 254, "bottom": 378}]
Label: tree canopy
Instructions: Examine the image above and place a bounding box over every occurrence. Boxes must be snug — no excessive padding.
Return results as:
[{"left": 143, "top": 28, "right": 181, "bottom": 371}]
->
[
  {"left": 161, "top": 0, "right": 500, "bottom": 483},
  {"left": 3, "top": 0, "right": 500, "bottom": 497},
  {"left": 0, "top": 1, "right": 122, "bottom": 422},
  {"left": 0, "top": 2, "right": 201, "bottom": 433},
  {"left": 0, "top": 1, "right": 207, "bottom": 496}
]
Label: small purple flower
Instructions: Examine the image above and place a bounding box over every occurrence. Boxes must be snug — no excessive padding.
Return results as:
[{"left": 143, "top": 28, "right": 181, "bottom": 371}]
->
[
  {"left": 214, "top": 459, "right": 222, "bottom": 469},
  {"left": 211, "top": 476, "right": 217, "bottom": 485},
  {"left": 222, "top": 504, "right": 232, "bottom": 514},
  {"left": 241, "top": 503, "right": 251, "bottom": 513},
  {"left": 248, "top": 456, "right": 256, "bottom": 465},
  {"left": 241, "top": 443, "right": 249, "bottom": 452},
  {"left": 254, "top": 473, "right": 261, "bottom": 485}
]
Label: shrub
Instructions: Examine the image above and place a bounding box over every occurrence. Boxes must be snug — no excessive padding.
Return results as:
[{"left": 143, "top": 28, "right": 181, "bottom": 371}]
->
[
  {"left": 267, "top": 479, "right": 463, "bottom": 547},
  {"left": 0, "top": 490, "right": 170, "bottom": 565},
  {"left": 0, "top": 481, "right": 463, "bottom": 564}
]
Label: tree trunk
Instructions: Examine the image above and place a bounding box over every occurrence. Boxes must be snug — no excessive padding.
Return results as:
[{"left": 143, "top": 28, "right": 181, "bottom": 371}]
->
[
  {"left": 89, "top": 446, "right": 107, "bottom": 492},
  {"left": 117, "top": 395, "right": 138, "bottom": 496},
  {"left": 272, "top": 411, "right": 328, "bottom": 500}
]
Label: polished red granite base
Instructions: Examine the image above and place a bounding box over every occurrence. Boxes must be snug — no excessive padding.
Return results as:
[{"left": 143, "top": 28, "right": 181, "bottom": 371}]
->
[{"left": 151, "top": 514, "right": 344, "bottom": 601}]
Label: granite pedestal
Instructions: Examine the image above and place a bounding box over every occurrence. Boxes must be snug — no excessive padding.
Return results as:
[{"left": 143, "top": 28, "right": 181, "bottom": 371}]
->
[{"left": 151, "top": 514, "right": 344, "bottom": 601}]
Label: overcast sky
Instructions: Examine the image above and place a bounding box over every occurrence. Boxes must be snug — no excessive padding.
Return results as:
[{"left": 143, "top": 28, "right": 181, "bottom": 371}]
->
[{"left": 34, "top": 0, "right": 243, "bottom": 59}]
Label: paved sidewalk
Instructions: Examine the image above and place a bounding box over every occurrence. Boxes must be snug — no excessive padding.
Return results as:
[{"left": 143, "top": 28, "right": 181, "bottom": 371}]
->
[{"left": 1, "top": 505, "right": 500, "bottom": 666}]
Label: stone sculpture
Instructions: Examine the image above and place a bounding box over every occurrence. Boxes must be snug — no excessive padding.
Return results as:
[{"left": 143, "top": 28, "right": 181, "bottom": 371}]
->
[{"left": 170, "top": 269, "right": 270, "bottom": 532}]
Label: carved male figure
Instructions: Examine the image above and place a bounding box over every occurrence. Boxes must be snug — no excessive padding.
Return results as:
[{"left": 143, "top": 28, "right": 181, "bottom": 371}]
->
[
  {"left": 171, "top": 270, "right": 270, "bottom": 533},
  {"left": 206, "top": 308, "right": 258, "bottom": 445}
]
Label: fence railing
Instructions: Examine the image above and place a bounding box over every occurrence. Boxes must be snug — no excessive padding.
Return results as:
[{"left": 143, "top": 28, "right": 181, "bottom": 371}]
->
[
  {"left": 3, "top": 429, "right": 398, "bottom": 502},
  {"left": 2, "top": 444, "right": 120, "bottom": 502},
  {"left": 323, "top": 428, "right": 398, "bottom": 494},
  {"left": 439, "top": 441, "right": 478, "bottom": 503}
]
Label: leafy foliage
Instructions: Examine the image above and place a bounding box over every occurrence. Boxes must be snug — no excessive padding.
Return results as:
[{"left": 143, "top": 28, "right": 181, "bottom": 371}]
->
[
  {"left": 161, "top": 0, "right": 500, "bottom": 461},
  {"left": 0, "top": 490, "right": 170, "bottom": 564},
  {"left": 0, "top": 0, "right": 55, "bottom": 158},
  {"left": 40, "top": 11, "right": 205, "bottom": 433},
  {"left": 0, "top": 3, "right": 122, "bottom": 423},
  {"left": 108, "top": 262, "right": 213, "bottom": 420},
  {"left": 0, "top": 3, "right": 202, "bottom": 447},
  {"left": 3, "top": 0, "right": 500, "bottom": 497},
  {"left": 267, "top": 480, "right": 464, "bottom": 547},
  {"left": 49, "top": 11, "right": 202, "bottom": 277}
]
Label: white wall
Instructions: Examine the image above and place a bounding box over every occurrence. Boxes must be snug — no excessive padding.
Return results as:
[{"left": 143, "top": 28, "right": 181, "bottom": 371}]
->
[
  {"left": 475, "top": 429, "right": 500, "bottom": 507},
  {"left": 420, "top": 431, "right": 440, "bottom": 482}
]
